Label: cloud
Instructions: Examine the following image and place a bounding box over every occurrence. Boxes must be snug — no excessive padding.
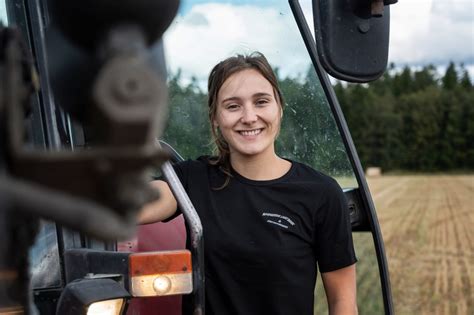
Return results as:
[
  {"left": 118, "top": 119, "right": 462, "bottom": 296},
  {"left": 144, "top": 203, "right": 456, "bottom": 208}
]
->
[
  {"left": 163, "top": 3, "right": 312, "bottom": 85},
  {"left": 389, "top": 0, "right": 473, "bottom": 66},
  {"left": 163, "top": 0, "right": 473, "bottom": 83}
]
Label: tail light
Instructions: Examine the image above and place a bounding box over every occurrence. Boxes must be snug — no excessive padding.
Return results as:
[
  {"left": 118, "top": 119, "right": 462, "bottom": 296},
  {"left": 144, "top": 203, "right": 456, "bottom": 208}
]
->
[{"left": 129, "top": 250, "right": 192, "bottom": 297}]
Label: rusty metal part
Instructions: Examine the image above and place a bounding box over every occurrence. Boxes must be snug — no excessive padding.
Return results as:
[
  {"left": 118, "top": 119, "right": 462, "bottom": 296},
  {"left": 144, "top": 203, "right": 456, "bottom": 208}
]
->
[
  {"left": 5, "top": 22, "right": 169, "bottom": 217},
  {"left": 0, "top": 271, "right": 18, "bottom": 281},
  {"left": 0, "top": 176, "right": 138, "bottom": 240},
  {"left": 9, "top": 149, "right": 167, "bottom": 214},
  {"left": 0, "top": 306, "right": 25, "bottom": 314},
  {"left": 371, "top": 0, "right": 398, "bottom": 17},
  {"left": 371, "top": 0, "right": 384, "bottom": 17},
  {"left": 92, "top": 25, "right": 168, "bottom": 146}
]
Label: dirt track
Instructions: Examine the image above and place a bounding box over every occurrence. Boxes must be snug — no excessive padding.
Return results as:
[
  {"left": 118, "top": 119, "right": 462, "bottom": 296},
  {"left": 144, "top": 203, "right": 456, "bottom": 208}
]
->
[{"left": 367, "top": 175, "right": 474, "bottom": 315}]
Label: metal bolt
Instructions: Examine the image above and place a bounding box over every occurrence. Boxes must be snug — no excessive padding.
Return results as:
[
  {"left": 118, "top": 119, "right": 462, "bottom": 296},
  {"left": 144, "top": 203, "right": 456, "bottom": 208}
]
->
[{"left": 358, "top": 21, "right": 370, "bottom": 33}]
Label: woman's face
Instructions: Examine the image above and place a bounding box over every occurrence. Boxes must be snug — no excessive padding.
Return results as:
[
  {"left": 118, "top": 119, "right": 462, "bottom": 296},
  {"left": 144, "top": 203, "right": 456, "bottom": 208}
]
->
[{"left": 214, "top": 69, "right": 282, "bottom": 159}]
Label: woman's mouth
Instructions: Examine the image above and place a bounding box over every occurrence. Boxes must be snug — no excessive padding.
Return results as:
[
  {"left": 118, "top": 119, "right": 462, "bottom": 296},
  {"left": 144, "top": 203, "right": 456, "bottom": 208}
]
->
[{"left": 238, "top": 128, "right": 263, "bottom": 136}]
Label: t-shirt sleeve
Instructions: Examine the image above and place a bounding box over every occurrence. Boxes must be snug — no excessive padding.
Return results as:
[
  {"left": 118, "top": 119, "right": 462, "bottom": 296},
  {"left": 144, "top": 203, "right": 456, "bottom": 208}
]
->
[{"left": 314, "top": 179, "right": 357, "bottom": 273}]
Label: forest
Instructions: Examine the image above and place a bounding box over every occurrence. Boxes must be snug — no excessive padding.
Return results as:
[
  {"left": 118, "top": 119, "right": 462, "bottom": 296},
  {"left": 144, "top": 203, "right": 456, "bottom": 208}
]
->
[
  {"left": 163, "top": 62, "right": 474, "bottom": 173},
  {"left": 335, "top": 62, "right": 473, "bottom": 172}
]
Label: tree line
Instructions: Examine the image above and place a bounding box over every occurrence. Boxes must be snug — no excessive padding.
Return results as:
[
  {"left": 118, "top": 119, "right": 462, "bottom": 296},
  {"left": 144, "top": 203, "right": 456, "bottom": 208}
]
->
[
  {"left": 335, "top": 62, "right": 473, "bottom": 172},
  {"left": 163, "top": 62, "right": 473, "bottom": 174}
]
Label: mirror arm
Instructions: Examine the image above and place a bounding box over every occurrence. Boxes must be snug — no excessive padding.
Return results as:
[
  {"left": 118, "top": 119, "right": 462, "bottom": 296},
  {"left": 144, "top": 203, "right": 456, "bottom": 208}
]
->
[
  {"left": 372, "top": 0, "right": 398, "bottom": 17},
  {"left": 351, "top": 0, "right": 398, "bottom": 18},
  {"left": 371, "top": 0, "right": 384, "bottom": 17}
]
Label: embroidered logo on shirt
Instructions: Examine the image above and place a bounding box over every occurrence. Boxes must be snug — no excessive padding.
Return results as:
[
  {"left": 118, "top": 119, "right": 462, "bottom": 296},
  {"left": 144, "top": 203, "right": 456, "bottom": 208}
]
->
[{"left": 262, "top": 212, "right": 296, "bottom": 229}]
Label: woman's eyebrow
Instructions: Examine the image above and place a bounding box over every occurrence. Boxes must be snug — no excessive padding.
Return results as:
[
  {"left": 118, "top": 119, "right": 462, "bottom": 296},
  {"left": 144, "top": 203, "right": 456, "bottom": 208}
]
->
[
  {"left": 252, "top": 92, "right": 273, "bottom": 98},
  {"left": 221, "top": 92, "right": 272, "bottom": 103},
  {"left": 221, "top": 96, "right": 241, "bottom": 103}
]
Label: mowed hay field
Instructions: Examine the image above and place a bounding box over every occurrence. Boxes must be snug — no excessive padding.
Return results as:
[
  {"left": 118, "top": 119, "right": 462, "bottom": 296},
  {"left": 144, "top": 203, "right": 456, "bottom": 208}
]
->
[{"left": 367, "top": 175, "right": 474, "bottom": 315}]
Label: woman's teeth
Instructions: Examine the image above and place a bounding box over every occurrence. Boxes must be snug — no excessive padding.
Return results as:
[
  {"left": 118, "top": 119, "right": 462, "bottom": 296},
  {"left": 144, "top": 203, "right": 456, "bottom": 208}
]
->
[{"left": 239, "top": 129, "right": 262, "bottom": 136}]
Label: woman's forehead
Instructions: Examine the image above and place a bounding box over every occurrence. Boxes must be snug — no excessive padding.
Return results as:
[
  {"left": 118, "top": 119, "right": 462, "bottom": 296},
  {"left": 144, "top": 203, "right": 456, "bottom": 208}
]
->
[{"left": 218, "top": 69, "right": 274, "bottom": 101}]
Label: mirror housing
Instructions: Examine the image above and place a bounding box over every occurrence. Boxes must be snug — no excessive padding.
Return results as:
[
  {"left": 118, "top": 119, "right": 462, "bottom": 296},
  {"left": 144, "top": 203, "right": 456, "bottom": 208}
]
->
[{"left": 313, "top": 0, "right": 397, "bottom": 83}]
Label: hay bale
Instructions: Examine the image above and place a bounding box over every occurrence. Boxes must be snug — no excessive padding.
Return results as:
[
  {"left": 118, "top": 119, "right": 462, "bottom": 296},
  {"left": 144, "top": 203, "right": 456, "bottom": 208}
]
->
[{"left": 366, "top": 167, "right": 382, "bottom": 177}]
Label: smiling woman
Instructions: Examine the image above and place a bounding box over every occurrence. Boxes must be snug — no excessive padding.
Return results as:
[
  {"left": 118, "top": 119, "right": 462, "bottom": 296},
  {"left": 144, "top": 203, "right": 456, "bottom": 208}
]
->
[
  {"left": 139, "top": 52, "right": 358, "bottom": 315},
  {"left": 141, "top": 1, "right": 392, "bottom": 314}
]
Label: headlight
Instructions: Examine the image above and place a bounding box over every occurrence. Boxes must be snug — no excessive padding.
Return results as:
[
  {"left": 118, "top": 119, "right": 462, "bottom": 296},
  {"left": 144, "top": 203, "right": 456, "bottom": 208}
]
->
[
  {"left": 57, "top": 278, "right": 129, "bottom": 315},
  {"left": 87, "top": 298, "right": 124, "bottom": 315}
]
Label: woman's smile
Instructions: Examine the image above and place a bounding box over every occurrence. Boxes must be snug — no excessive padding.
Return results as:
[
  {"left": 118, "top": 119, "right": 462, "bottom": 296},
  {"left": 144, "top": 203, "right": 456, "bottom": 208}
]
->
[{"left": 237, "top": 128, "right": 264, "bottom": 137}]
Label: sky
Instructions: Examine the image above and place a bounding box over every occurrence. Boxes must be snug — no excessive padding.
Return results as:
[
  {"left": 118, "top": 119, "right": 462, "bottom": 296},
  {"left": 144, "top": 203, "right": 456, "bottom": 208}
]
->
[
  {"left": 389, "top": 0, "right": 473, "bottom": 75},
  {"left": 0, "top": 0, "right": 472, "bottom": 79},
  {"left": 162, "top": 0, "right": 474, "bottom": 82}
]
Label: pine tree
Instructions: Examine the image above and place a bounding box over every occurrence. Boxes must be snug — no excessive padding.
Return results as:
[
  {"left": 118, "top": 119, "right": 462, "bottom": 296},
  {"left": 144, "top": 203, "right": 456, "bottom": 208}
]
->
[
  {"left": 442, "top": 62, "right": 458, "bottom": 90},
  {"left": 460, "top": 67, "right": 472, "bottom": 89}
]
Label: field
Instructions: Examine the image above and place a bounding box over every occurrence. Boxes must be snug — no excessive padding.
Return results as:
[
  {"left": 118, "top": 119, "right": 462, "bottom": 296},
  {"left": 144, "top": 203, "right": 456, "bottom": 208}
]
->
[{"left": 315, "top": 175, "right": 474, "bottom": 314}]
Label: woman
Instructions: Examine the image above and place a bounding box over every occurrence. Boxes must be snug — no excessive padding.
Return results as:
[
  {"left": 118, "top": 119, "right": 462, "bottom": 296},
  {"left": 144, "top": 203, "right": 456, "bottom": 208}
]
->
[{"left": 139, "top": 52, "right": 358, "bottom": 315}]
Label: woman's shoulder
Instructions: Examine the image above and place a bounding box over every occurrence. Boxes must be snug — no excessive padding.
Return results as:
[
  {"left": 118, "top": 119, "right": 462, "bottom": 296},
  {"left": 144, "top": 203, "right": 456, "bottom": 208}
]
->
[
  {"left": 289, "top": 160, "right": 339, "bottom": 185},
  {"left": 174, "top": 155, "right": 218, "bottom": 172},
  {"left": 287, "top": 160, "right": 344, "bottom": 196},
  {"left": 288, "top": 161, "right": 346, "bottom": 207}
]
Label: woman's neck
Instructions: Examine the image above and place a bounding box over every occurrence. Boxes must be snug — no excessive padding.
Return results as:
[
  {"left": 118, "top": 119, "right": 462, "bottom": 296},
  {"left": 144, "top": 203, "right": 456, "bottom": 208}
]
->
[{"left": 230, "top": 151, "right": 291, "bottom": 181}]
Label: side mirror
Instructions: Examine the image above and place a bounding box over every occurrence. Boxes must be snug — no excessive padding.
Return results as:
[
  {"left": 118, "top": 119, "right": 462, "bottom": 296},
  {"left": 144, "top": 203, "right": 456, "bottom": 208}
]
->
[{"left": 313, "top": 0, "right": 397, "bottom": 83}]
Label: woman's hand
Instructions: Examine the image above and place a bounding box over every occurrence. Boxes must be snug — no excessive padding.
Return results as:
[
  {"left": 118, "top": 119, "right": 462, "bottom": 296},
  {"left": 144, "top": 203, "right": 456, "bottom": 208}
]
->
[{"left": 137, "top": 180, "right": 178, "bottom": 224}]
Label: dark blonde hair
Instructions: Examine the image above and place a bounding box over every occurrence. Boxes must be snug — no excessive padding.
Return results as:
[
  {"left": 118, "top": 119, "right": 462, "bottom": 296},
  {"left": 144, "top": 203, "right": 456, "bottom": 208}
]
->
[{"left": 207, "top": 52, "right": 284, "bottom": 188}]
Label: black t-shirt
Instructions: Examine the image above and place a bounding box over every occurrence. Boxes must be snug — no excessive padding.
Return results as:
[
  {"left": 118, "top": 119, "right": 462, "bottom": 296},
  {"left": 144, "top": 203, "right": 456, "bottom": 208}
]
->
[{"left": 170, "top": 156, "right": 356, "bottom": 315}]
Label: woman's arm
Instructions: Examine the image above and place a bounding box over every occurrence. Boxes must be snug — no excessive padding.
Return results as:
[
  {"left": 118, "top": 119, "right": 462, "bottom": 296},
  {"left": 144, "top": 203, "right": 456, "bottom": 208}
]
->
[
  {"left": 137, "top": 180, "right": 178, "bottom": 224},
  {"left": 321, "top": 264, "right": 358, "bottom": 315}
]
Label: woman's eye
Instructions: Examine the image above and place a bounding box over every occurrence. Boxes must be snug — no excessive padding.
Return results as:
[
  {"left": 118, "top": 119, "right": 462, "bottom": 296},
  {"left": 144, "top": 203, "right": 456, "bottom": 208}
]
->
[
  {"left": 256, "top": 99, "right": 269, "bottom": 106},
  {"left": 226, "top": 104, "right": 239, "bottom": 110}
]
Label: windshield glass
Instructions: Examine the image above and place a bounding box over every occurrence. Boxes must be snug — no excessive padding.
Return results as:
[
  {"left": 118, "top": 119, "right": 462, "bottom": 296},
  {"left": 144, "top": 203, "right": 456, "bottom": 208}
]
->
[
  {"left": 0, "top": 1, "right": 8, "bottom": 24},
  {"left": 29, "top": 221, "right": 62, "bottom": 289},
  {"left": 161, "top": 1, "right": 388, "bottom": 313},
  {"left": 162, "top": 0, "right": 357, "bottom": 188}
]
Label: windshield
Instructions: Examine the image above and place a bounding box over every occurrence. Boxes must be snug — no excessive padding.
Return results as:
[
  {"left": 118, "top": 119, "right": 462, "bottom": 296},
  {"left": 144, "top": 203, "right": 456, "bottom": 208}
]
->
[
  {"left": 162, "top": 0, "right": 358, "bottom": 188},
  {"left": 0, "top": 1, "right": 7, "bottom": 24},
  {"left": 29, "top": 221, "right": 62, "bottom": 289},
  {"left": 161, "top": 1, "right": 387, "bottom": 313}
]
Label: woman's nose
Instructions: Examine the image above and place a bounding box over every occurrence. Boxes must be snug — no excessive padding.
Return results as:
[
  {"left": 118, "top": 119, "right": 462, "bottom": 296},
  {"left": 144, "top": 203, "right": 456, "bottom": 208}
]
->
[{"left": 241, "top": 106, "right": 257, "bottom": 123}]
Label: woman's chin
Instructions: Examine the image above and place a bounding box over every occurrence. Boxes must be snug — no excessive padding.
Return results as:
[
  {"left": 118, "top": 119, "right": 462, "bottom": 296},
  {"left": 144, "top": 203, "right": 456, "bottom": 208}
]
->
[{"left": 231, "top": 144, "right": 272, "bottom": 158}]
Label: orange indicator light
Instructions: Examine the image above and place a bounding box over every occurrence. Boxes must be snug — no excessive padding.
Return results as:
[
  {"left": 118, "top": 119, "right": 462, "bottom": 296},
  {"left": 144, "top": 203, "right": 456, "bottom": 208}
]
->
[{"left": 129, "top": 250, "right": 192, "bottom": 297}]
